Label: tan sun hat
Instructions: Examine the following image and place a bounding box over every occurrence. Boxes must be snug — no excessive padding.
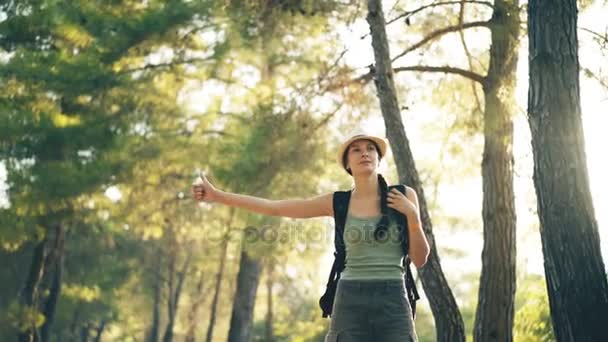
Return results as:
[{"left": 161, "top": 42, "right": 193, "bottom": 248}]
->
[{"left": 337, "top": 128, "right": 388, "bottom": 171}]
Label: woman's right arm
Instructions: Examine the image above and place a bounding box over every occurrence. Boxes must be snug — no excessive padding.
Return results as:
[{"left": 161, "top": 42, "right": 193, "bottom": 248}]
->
[
  {"left": 192, "top": 173, "right": 334, "bottom": 218},
  {"left": 216, "top": 191, "right": 334, "bottom": 218}
]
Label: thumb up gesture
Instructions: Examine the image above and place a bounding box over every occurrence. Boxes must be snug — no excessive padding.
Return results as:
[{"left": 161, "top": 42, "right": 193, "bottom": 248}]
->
[{"left": 192, "top": 171, "right": 218, "bottom": 203}]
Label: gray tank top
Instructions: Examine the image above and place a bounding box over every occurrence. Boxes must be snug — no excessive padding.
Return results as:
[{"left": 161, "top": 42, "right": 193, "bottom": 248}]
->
[{"left": 340, "top": 213, "right": 405, "bottom": 280}]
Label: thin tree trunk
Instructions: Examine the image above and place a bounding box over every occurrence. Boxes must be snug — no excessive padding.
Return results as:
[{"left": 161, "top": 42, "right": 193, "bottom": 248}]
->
[
  {"left": 69, "top": 306, "right": 82, "bottom": 341},
  {"left": 93, "top": 320, "right": 106, "bottom": 342},
  {"left": 41, "top": 225, "right": 66, "bottom": 342},
  {"left": 227, "top": 248, "right": 263, "bottom": 342},
  {"left": 148, "top": 251, "right": 163, "bottom": 342},
  {"left": 474, "top": 1, "right": 519, "bottom": 341},
  {"left": 527, "top": 0, "right": 608, "bottom": 340},
  {"left": 265, "top": 262, "right": 274, "bottom": 342},
  {"left": 162, "top": 247, "right": 192, "bottom": 342},
  {"left": 205, "top": 235, "right": 230, "bottom": 342},
  {"left": 225, "top": 14, "right": 279, "bottom": 340},
  {"left": 185, "top": 271, "right": 206, "bottom": 342},
  {"left": 80, "top": 323, "right": 90, "bottom": 342},
  {"left": 162, "top": 247, "right": 176, "bottom": 342},
  {"left": 365, "top": 1, "right": 465, "bottom": 341},
  {"left": 17, "top": 233, "right": 50, "bottom": 342}
]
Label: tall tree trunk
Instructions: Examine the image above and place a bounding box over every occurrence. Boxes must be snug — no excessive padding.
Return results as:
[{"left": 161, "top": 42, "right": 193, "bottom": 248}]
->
[
  {"left": 162, "top": 247, "right": 176, "bottom": 342},
  {"left": 205, "top": 235, "right": 230, "bottom": 342},
  {"left": 163, "top": 247, "right": 192, "bottom": 342},
  {"left": 227, "top": 248, "right": 263, "bottom": 342},
  {"left": 79, "top": 324, "right": 90, "bottom": 342},
  {"left": 148, "top": 251, "right": 163, "bottom": 342},
  {"left": 93, "top": 320, "right": 106, "bottom": 342},
  {"left": 365, "top": 1, "right": 465, "bottom": 341},
  {"left": 527, "top": 0, "right": 608, "bottom": 340},
  {"left": 40, "top": 226, "right": 66, "bottom": 342},
  {"left": 265, "top": 262, "right": 274, "bottom": 342},
  {"left": 18, "top": 233, "right": 50, "bottom": 342},
  {"left": 185, "top": 271, "right": 206, "bottom": 342},
  {"left": 225, "top": 11, "right": 278, "bottom": 341},
  {"left": 69, "top": 306, "right": 82, "bottom": 341},
  {"left": 474, "top": 1, "right": 519, "bottom": 341}
]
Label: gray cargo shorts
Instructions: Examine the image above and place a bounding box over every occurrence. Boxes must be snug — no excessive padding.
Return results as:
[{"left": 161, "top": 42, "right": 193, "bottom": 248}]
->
[{"left": 325, "top": 278, "right": 418, "bottom": 342}]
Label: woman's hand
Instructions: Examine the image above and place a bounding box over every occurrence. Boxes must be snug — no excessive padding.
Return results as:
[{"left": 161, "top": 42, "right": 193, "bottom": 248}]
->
[
  {"left": 192, "top": 172, "right": 219, "bottom": 203},
  {"left": 387, "top": 188, "right": 418, "bottom": 218},
  {"left": 388, "top": 187, "right": 429, "bottom": 267}
]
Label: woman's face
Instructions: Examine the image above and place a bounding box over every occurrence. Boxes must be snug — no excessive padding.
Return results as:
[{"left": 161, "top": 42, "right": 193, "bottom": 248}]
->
[{"left": 345, "top": 139, "right": 381, "bottom": 175}]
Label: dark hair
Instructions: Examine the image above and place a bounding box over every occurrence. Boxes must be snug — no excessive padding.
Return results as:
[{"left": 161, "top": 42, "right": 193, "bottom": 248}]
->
[
  {"left": 341, "top": 140, "right": 389, "bottom": 241},
  {"left": 374, "top": 174, "right": 390, "bottom": 241}
]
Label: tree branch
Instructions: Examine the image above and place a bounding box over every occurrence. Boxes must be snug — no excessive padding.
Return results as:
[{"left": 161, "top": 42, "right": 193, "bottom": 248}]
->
[
  {"left": 392, "top": 20, "right": 491, "bottom": 62},
  {"left": 333, "top": 64, "right": 485, "bottom": 90},
  {"left": 394, "top": 65, "right": 486, "bottom": 84},
  {"left": 580, "top": 27, "right": 608, "bottom": 46},
  {"left": 458, "top": 0, "right": 484, "bottom": 113},
  {"left": 387, "top": 1, "right": 494, "bottom": 26},
  {"left": 179, "top": 23, "right": 218, "bottom": 42},
  {"left": 582, "top": 67, "right": 608, "bottom": 95},
  {"left": 119, "top": 57, "right": 215, "bottom": 75}
]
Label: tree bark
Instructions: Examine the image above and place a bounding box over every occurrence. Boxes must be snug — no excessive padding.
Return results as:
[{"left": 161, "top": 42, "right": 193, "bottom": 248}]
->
[
  {"left": 474, "top": 1, "right": 519, "bottom": 341},
  {"left": 265, "top": 262, "right": 274, "bottom": 342},
  {"left": 93, "top": 320, "right": 106, "bottom": 342},
  {"left": 148, "top": 251, "right": 163, "bottom": 342},
  {"left": 185, "top": 271, "right": 206, "bottom": 342},
  {"left": 69, "top": 306, "right": 82, "bottom": 341},
  {"left": 79, "top": 324, "right": 90, "bottom": 342},
  {"left": 527, "top": 0, "right": 608, "bottom": 340},
  {"left": 227, "top": 248, "right": 263, "bottom": 342},
  {"left": 41, "top": 226, "right": 66, "bottom": 342},
  {"left": 17, "top": 233, "right": 50, "bottom": 342},
  {"left": 162, "top": 247, "right": 192, "bottom": 342},
  {"left": 366, "top": 1, "right": 465, "bottom": 341},
  {"left": 162, "top": 247, "right": 176, "bottom": 342},
  {"left": 205, "top": 236, "right": 230, "bottom": 342}
]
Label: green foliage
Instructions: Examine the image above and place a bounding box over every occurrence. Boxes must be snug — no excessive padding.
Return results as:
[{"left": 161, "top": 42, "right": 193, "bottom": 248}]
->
[
  {"left": 0, "top": 0, "right": 211, "bottom": 337},
  {"left": 514, "top": 276, "right": 555, "bottom": 342},
  {"left": 5, "top": 301, "right": 46, "bottom": 332}
]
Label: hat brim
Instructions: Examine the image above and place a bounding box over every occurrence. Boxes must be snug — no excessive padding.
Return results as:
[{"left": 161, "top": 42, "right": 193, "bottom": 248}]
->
[{"left": 337, "top": 134, "right": 388, "bottom": 170}]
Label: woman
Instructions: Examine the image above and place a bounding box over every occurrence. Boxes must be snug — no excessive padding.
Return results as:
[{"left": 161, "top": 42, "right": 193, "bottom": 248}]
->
[{"left": 193, "top": 129, "right": 430, "bottom": 341}]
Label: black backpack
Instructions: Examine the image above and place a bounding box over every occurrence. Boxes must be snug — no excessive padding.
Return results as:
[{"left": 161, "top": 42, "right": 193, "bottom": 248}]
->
[{"left": 318, "top": 184, "right": 420, "bottom": 318}]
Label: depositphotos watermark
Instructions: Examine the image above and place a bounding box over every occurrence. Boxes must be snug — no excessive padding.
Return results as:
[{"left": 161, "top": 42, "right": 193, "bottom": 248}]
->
[{"left": 202, "top": 220, "right": 405, "bottom": 246}]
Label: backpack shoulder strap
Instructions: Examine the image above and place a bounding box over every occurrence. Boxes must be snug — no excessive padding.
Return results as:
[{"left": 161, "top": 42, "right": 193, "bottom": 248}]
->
[
  {"left": 389, "top": 184, "right": 421, "bottom": 318},
  {"left": 333, "top": 191, "right": 351, "bottom": 234},
  {"left": 388, "top": 184, "right": 406, "bottom": 194},
  {"left": 332, "top": 190, "right": 351, "bottom": 265},
  {"left": 388, "top": 184, "right": 407, "bottom": 237},
  {"left": 319, "top": 190, "right": 352, "bottom": 318}
]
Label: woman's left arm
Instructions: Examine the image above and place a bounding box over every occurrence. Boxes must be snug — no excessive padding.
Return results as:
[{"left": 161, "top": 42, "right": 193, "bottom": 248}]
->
[{"left": 387, "top": 187, "right": 430, "bottom": 268}]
